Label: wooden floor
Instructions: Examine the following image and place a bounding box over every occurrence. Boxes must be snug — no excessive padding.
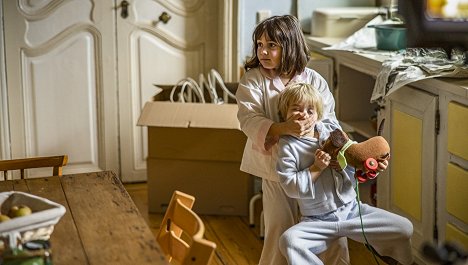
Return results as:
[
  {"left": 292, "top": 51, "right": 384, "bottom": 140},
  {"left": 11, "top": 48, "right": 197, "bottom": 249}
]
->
[{"left": 124, "top": 182, "right": 391, "bottom": 265}]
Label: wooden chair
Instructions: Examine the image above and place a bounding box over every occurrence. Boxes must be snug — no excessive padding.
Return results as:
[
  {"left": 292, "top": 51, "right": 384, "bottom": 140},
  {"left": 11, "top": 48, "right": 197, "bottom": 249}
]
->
[
  {"left": 157, "top": 190, "right": 217, "bottom": 265},
  {"left": 0, "top": 155, "right": 68, "bottom": 180}
]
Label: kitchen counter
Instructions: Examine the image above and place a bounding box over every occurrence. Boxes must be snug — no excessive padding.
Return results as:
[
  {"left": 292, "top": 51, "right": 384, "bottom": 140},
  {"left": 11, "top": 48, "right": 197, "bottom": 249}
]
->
[{"left": 306, "top": 35, "right": 468, "bottom": 98}]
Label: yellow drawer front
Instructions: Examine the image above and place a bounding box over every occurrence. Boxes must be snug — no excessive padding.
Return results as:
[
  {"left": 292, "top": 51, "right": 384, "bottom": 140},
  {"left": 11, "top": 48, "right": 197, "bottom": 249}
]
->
[
  {"left": 391, "top": 109, "right": 422, "bottom": 221},
  {"left": 448, "top": 102, "right": 468, "bottom": 160},
  {"left": 446, "top": 223, "right": 468, "bottom": 250},
  {"left": 446, "top": 163, "right": 468, "bottom": 223}
]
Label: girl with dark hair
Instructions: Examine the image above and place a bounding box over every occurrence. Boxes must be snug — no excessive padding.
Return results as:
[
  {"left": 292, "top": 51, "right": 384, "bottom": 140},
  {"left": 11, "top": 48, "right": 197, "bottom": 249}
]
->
[{"left": 236, "top": 15, "right": 381, "bottom": 265}]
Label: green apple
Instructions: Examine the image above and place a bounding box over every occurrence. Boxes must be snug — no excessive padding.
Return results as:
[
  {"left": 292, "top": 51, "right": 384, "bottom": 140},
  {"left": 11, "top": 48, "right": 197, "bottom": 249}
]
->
[
  {"left": 8, "top": 205, "right": 32, "bottom": 218},
  {"left": 0, "top": 214, "right": 10, "bottom": 222}
]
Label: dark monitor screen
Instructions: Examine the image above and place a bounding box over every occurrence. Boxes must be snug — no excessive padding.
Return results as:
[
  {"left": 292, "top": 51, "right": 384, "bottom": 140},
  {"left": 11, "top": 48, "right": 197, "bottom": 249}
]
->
[{"left": 399, "top": 0, "right": 468, "bottom": 51}]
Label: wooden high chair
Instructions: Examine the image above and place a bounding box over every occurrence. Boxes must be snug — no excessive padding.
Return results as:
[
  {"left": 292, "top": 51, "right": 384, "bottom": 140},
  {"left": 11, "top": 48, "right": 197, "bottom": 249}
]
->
[
  {"left": 0, "top": 155, "right": 68, "bottom": 180},
  {"left": 157, "top": 190, "right": 216, "bottom": 265}
]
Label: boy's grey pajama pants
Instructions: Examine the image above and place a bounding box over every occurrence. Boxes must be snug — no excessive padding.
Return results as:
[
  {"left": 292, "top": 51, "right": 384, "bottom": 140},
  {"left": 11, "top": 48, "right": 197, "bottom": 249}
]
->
[{"left": 279, "top": 199, "right": 414, "bottom": 265}]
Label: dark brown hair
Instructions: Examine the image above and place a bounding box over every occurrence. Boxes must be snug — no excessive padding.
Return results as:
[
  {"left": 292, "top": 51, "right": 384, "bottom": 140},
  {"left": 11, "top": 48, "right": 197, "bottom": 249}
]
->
[{"left": 244, "top": 15, "right": 310, "bottom": 76}]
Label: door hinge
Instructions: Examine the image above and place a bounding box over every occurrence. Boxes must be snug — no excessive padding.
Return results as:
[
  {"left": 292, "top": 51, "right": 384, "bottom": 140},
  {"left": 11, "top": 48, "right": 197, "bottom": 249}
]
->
[{"left": 435, "top": 109, "right": 440, "bottom": 135}]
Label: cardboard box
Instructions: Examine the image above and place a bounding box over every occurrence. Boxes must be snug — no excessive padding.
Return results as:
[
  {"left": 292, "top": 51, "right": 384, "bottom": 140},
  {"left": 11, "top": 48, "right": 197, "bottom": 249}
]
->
[
  {"left": 137, "top": 100, "right": 252, "bottom": 216},
  {"left": 312, "top": 7, "right": 379, "bottom": 37}
]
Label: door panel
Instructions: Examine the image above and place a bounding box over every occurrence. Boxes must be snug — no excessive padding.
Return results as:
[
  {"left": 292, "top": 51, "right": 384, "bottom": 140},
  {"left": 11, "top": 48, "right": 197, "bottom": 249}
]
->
[
  {"left": 3, "top": 0, "right": 119, "bottom": 177},
  {"left": 24, "top": 33, "right": 98, "bottom": 165},
  {"left": 384, "top": 86, "right": 437, "bottom": 258},
  {"left": 391, "top": 109, "right": 422, "bottom": 221}
]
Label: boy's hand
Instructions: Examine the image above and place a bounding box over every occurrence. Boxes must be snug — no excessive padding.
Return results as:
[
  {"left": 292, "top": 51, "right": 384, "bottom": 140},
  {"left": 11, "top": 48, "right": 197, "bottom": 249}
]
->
[
  {"left": 329, "top": 159, "right": 341, "bottom": 171},
  {"left": 314, "top": 149, "right": 330, "bottom": 170},
  {"left": 377, "top": 159, "right": 389, "bottom": 172}
]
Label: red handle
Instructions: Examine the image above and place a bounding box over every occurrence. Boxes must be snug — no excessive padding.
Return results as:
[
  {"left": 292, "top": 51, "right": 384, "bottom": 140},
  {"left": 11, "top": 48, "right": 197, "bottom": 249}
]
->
[
  {"left": 367, "top": 171, "right": 378, "bottom": 179},
  {"left": 365, "top": 158, "right": 378, "bottom": 171},
  {"left": 356, "top": 170, "right": 368, "bottom": 183}
]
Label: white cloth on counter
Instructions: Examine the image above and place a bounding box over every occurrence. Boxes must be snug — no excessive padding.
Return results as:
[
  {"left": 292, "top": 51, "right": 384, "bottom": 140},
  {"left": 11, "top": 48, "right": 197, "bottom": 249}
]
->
[
  {"left": 371, "top": 48, "right": 468, "bottom": 103},
  {"left": 319, "top": 14, "right": 468, "bottom": 104}
]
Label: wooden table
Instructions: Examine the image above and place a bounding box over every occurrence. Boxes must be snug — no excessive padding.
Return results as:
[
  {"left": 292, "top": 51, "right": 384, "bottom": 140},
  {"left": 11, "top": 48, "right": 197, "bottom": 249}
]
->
[{"left": 0, "top": 171, "right": 168, "bottom": 265}]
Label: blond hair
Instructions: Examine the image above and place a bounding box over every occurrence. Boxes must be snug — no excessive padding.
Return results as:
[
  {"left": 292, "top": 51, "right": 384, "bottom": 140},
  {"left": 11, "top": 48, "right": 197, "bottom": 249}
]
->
[{"left": 278, "top": 83, "right": 324, "bottom": 121}]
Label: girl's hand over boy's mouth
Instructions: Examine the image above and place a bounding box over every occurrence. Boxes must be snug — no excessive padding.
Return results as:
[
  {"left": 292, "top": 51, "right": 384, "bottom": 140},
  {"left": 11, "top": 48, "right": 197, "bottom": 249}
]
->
[{"left": 284, "top": 113, "right": 313, "bottom": 137}]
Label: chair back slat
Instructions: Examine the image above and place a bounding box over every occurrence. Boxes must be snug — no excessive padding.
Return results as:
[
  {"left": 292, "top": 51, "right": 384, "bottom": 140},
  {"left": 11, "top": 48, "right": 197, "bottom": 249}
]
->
[
  {"left": 157, "top": 190, "right": 216, "bottom": 265},
  {"left": 0, "top": 155, "right": 68, "bottom": 180}
]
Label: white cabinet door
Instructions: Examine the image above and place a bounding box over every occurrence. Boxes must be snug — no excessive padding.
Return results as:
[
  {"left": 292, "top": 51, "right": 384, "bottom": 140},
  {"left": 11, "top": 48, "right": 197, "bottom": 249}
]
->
[
  {"left": 2, "top": 0, "right": 119, "bottom": 177},
  {"left": 378, "top": 85, "right": 437, "bottom": 264},
  {"left": 437, "top": 96, "right": 468, "bottom": 252}
]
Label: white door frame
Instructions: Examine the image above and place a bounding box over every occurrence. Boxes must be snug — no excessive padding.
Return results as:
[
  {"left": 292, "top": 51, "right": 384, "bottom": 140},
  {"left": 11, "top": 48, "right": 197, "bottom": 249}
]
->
[
  {"left": 221, "top": 0, "right": 237, "bottom": 82},
  {"left": 0, "top": 3, "right": 11, "bottom": 160}
]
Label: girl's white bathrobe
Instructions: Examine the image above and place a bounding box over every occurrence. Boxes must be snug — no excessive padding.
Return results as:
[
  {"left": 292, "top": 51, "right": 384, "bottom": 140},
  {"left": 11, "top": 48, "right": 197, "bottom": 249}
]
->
[{"left": 276, "top": 124, "right": 414, "bottom": 265}]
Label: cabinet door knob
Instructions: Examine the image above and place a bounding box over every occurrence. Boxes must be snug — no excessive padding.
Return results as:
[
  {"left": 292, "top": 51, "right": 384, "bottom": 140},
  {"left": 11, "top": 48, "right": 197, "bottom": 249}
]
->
[
  {"left": 158, "top": 12, "right": 171, "bottom": 24},
  {"left": 119, "top": 0, "right": 129, "bottom": 19}
]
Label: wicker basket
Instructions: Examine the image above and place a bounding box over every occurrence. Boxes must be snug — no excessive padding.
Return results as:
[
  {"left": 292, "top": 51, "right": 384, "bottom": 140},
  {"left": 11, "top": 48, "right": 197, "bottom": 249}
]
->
[{"left": 0, "top": 191, "right": 66, "bottom": 249}]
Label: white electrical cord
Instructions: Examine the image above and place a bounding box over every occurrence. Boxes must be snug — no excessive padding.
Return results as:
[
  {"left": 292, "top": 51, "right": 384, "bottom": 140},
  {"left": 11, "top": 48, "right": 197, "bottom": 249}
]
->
[
  {"left": 170, "top": 77, "right": 205, "bottom": 103},
  {"left": 199, "top": 73, "right": 220, "bottom": 104},
  {"left": 184, "top": 77, "right": 205, "bottom": 103},
  {"left": 169, "top": 69, "right": 235, "bottom": 104},
  {"left": 207, "top": 69, "right": 236, "bottom": 103}
]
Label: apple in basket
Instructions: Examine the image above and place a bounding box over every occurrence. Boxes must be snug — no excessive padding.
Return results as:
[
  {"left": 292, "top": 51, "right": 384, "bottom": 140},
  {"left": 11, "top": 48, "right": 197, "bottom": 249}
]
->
[
  {"left": 8, "top": 205, "right": 32, "bottom": 218},
  {"left": 0, "top": 214, "right": 10, "bottom": 222}
]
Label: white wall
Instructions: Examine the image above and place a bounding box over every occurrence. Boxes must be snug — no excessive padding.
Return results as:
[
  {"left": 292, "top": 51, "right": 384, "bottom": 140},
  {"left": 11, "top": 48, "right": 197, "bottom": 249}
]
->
[
  {"left": 236, "top": 0, "right": 377, "bottom": 76},
  {"left": 238, "top": 0, "right": 295, "bottom": 69}
]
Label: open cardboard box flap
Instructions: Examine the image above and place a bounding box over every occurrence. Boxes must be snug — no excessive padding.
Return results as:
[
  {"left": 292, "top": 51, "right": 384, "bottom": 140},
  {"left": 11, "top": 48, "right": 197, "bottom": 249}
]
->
[{"left": 137, "top": 101, "right": 240, "bottom": 130}]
